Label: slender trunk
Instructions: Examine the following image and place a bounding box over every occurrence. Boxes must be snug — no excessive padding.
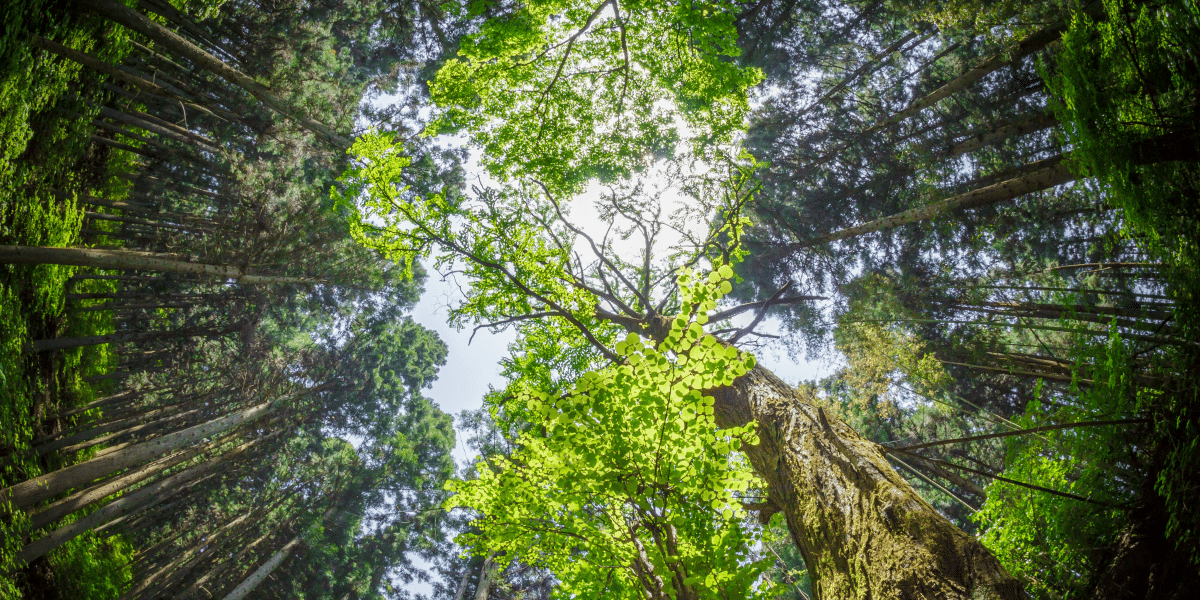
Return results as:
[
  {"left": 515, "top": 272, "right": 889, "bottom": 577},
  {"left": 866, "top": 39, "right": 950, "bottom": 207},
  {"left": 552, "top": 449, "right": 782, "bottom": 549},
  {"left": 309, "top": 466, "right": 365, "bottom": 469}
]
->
[
  {"left": 100, "top": 80, "right": 231, "bottom": 122},
  {"left": 139, "top": 491, "right": 295, "bottom": 600},
  {"left": 0, "top": 245, "right": 317, "bottom": 285},
  {"left": 0, "top": 387, "right": 318, "bottom": 510},
  {"left": 178, "top": 524, "right": 278, "bottom": 600},
  {"left": 15, "top": 437, "right": 254, "bottom": 566},
  {"left": 710, "top": 364, "right": 1023, "bottom": 599},
  {"left": 48, "top": 384, "right": 174, "bottom": 420},
  {"left": 36, "top": 395, "right": 200, "bottom": 455},
  {"left": 87, "top": 121, "right": 222, "bottom": 171},
  {"left": 126, "top": 510, "right": 253, "bottom": 599},
  {"left": 40, "top": 405, "right": 205, "bottom": 457},
  {"left": 954, "top": 283, "right": 1172, "bottom": 301},
  {"left": 117, "top": 172, "right": 223, "bottom": 200},
  {"left": 27, "top": 431, "right": 236, "bottom": 530},
  {"left": 804, "top": 30, "right": 923, "bottom": 116},
  {"left": 871, "top": 11, "right": 1082, "bottom": 130},
  {"left": 137, "top": 0, "right": 248, "bottom": 69},
  {"left": 116, "top": 106, "right": 218, "bottom": 147},
  {"left": 943, "top": 112, "right": 1058, "bottom": 158},
  {"left": 85, "top": 208, "right": 213, "bottom": 233},
  {"left": 27, "top": 323, "right": 240, "bottom": 352},
  {"left": 219, "top": 536, "right": 302, "bottom": 600},
  {"left": 30, "top": 36, "right": 192, "bottom": 100},
  {"left": 793, "top": 156, "right": 1074, "bottom": 248},
  {"left": 451, "top": 557, "right": 475, "bottom": 600},
  {"left": 974, "top": 300, "right": 1173, "bottom": 322},
  {"left": 75, "top": 301, "right": 192, "bottom": 313},
  {"left": 960, "top": 304, "right": 1175, "bottom": 335},
  {"left": 795, "top": 130, "right": 1198, "bottom": 249},
  {"left": 75, "top": 0, "right": 350, "bottom": 147}
]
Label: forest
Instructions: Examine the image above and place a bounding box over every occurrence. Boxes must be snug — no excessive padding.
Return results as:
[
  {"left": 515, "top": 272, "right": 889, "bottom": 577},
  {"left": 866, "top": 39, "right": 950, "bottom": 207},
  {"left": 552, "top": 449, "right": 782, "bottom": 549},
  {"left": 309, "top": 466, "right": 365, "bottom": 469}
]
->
[{"left": 0, "top": 0, "right": 1197, "bottom": 598}]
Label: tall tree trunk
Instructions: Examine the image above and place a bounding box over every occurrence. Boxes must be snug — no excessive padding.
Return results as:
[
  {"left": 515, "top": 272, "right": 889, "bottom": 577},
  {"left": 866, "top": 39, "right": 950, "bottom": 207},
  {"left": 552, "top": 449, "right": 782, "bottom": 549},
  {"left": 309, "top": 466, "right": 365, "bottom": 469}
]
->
[
  {"left": 0, "top": 387, "right": 319, "bottom": 510},
  {"left": 26, "top": 431, "right": 237, "bottom": 530},
  {"left": 219, "top": 536, "right": 302, "bottom": 600},
  {"left": 472, "top": 553, "right": 498, "bottom": 600},
  {"left": 870, "top": 10, "right": 1084, "bottom": 130},
  {"left": 802, "top": 30, "right": 923, "bottom": 118},
  {"left": 14, "top": 436, "right": 259, "bottom": 566},
  {"left": 178, "top": 524, "right": 279, "bottom": 600},
  {"left": 794, "top": 156, "right": 1074, "bottom": 248},
  {"left": 75, "top": 0, "right": 351, "bottom": 147},
  {"left": 793, "top": 131, "right": 1198, "bottom": 250},
  {"left": 27, "top": 323, "right": 240, "bottom": 352},
  {"left": 0, "top": 245, "right": 316, "bottom": 285},
  {"left": 710, "top": 364, "right": 1023, "bottom": 599},
  {"left": 125, "top": 510, "right": 253, "bottom": 599},
  {"left": 84, "top": 208, "right": 214, "bottom": 233},
  {"left": 943, "top": 112, "right": 1058, "bottom": 158}
]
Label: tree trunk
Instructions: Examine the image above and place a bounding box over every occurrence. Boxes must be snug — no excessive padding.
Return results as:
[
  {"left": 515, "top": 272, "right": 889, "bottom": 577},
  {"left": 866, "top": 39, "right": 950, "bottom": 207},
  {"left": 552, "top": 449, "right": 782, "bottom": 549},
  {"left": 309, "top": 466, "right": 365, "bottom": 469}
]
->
[
  {"left": 136, "top": 0, "right": 247, "bottom": 69},
  {"left": 15, "top": 439, "right": 252, "bottom": 566},
  {"left": 125, "top": 510, "right": 253, "bottom": 599},
  {"left": 26, "top": 432, "right": 234, "bottom": 530},
  {"left": 710, "top": 364, "right": 1023, "bottom": 599},
  {"left": 944, "top": 112, "right": 1058, "bottom": 158},
  {"left": 871, "top": 11, "right": 1083, "bottom": 130},
  {"left": 0, "top": 245, "right": 316, "bottom": 285},
  {"left": 219, "top": 536, "right": 302, "bottom": 600},
  {"left": 75, "top": 0, "right": 351, "bottom": 148},
  {"left": 803, "top": 30, "right": 923, "bottom": 117},
  {"left": 473, "top": 553, "right": 498, "bottom": 600},
  {"left": 793, "top": 156, "right": 1074, "bottom": 248},
  {"left": 0, "top": 387, "right": 317, "bottom": 510},
  {"left": 27, "top": 323, "right": 240, "bottom": 352},
  {"left": 178, "top": 525, "right": 278, "bottom": 600}
]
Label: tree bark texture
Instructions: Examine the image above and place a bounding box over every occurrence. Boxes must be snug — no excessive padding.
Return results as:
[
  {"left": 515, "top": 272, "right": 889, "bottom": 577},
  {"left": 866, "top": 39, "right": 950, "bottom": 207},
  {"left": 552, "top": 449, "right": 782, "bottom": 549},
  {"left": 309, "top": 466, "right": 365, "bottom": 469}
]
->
[
  {"left": 710, "top": 365, "right": 1023, "bottom": 599},
  {"left": 27, "top": 435, "right": 225, "bottom": 530}
]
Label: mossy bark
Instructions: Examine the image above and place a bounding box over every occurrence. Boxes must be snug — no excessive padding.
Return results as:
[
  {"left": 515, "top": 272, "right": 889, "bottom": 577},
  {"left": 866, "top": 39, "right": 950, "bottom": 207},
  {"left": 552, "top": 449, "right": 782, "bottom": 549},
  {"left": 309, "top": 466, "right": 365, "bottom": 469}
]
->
[{"left": 711, "top": 365, "right": 1023, "bottom": 600}]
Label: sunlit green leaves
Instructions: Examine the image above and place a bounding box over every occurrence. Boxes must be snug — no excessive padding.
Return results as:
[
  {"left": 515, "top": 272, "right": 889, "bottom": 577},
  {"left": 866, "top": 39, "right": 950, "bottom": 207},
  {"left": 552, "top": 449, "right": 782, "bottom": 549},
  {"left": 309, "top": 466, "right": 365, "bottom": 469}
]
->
[
  {"left": 428, "top": 0, "right": 763, "bottom": 195},
  {"left": 445, "top": 264, "right": 773, "bottom": 600}
]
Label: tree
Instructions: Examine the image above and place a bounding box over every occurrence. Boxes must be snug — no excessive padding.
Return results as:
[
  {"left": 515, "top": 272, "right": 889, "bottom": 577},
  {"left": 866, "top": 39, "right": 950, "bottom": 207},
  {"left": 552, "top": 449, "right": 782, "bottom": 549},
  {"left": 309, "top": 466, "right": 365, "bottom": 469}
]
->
[{"left": 336, "top": 123, "right": 1021, "bottom": 597}]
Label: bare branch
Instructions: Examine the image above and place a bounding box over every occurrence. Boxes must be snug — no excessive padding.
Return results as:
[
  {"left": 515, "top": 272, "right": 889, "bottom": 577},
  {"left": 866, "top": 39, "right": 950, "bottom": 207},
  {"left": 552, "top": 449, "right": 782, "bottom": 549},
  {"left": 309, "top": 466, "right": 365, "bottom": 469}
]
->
[{"left": 470, "top": 312, "right": 560, "bottom": 344}]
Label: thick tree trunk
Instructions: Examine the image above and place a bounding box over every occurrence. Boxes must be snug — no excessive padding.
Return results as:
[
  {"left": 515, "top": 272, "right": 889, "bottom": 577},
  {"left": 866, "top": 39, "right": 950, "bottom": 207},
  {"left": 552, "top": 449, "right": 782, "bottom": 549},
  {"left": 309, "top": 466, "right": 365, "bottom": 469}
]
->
[
  {"left": 0, "top": 245, "right": 316, "bottom": 285},
  {"left": 219, "top": 536, "right": 301, "bottom": 600},
  {"left": 75, "top": 0, "right": 350, "bottom": 147},
  {"left": 710, "top": 365, "right": 1023, "bottom": 599}
]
